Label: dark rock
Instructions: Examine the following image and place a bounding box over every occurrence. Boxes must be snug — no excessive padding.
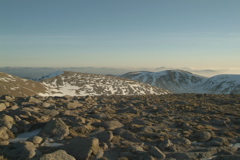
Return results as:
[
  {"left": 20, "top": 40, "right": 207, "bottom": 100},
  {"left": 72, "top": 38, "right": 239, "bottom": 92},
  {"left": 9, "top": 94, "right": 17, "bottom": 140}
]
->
[{"left": 62, "top": 137, "right": 100, "bottom": 160}]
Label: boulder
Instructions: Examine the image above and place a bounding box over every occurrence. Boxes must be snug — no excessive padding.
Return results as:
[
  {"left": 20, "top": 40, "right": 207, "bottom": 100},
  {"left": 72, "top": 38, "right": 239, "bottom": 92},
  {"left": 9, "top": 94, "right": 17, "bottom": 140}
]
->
[{"left": 38, "top": 118, "right": 69, "bottom": 141}]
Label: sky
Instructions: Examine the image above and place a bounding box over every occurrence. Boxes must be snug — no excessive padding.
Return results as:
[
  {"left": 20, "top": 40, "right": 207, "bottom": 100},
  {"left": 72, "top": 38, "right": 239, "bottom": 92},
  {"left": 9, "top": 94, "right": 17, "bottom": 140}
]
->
[{"left": 1, "top": 0, "right": 240, "bottom": 72}]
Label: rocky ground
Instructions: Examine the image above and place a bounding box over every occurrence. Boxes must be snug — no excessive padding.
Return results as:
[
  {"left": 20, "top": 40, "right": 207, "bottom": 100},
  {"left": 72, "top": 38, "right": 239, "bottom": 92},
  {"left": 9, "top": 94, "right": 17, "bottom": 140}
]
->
[{"left": 0, "top": 94, "right": 240, "bottom": 160}]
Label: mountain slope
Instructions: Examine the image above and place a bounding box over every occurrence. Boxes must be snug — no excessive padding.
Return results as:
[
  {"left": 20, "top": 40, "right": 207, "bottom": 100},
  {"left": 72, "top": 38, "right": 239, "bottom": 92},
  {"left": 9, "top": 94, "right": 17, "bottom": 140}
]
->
[
  {"left": 0, "top": 72, "right": 47, "bottom": 96},
  {"left": 39, "top": 71, "right": 170, "bottom": 96},
  {"left": 119, "top": 70, "right": 207, "bottom": 93},
  {"left": 119, "top": 70, "right": 240, "bottom": 94}
]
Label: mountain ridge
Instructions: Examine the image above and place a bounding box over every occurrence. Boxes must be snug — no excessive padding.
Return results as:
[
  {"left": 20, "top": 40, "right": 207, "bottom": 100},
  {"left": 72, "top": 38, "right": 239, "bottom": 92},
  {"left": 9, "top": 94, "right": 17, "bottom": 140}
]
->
[{"left": 118, "top": 70, "right": 240, "bottom": 94}]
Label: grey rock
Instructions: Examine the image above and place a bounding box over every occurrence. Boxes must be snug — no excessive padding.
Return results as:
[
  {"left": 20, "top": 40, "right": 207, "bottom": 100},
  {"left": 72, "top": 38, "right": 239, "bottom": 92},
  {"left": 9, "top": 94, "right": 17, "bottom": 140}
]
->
[
  {"left": 38, "top": 118, "right": 69, "bottom": 141},
  {"left": 149, "top": 146, "right": 166, "bottom": 159},
  {"left": 40, "top": 149, "right": 76, "bottom": 160},
  {"left": 62, "top": 137, "right": 100, "bottom": 160}
]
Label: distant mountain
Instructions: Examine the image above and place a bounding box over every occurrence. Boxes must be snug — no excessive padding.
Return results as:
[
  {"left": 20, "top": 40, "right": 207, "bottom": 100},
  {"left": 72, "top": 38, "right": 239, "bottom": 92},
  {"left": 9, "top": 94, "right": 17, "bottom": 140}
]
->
[
  {"left": 118, "top": 70, "right": 240, "bottom": 94},
  {"left": 0, "top": 72, "right": 47, "bottom": 97},
  {"left": 39, "top": 71, "right": 170, "bottom": 96}
]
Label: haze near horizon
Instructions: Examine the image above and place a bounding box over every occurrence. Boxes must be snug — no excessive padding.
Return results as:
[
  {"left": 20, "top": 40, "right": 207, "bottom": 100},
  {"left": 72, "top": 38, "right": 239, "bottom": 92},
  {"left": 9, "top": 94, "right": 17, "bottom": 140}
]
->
[{"left": 1, "top": 0, "right": 240, "bottom": 72}]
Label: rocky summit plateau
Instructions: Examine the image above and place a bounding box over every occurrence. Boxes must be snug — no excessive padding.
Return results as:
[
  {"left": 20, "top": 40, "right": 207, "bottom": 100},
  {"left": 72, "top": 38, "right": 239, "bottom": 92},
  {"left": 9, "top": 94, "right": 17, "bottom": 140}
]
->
[{"left": 0, "top": 94, "right": 240, "bottom": 160}]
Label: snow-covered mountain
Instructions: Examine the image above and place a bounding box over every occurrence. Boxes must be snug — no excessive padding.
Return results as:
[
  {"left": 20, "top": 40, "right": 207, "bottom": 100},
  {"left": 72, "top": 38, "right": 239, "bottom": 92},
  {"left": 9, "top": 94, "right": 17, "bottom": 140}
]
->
[
  {"left": 118, "top": 70, "right": 240, "bottom": 94},
  {"left": 38, "top": 71, "right": 170, "bottom": 96},
  {"left": 0, "top": 72, "right": 48, "bottom": 97},
  {"left": 119, "top": 70, "right": 207, "bottom": 93},
  {"left": 201, "top": 74, "right": 240, "bottom": 94}
]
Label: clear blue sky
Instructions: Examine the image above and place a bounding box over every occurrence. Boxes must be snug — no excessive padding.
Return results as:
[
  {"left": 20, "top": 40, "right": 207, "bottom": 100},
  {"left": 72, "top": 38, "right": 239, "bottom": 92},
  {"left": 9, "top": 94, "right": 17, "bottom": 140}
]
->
[{"left": 1, "top": 0, "right": 240, "bottom": 69}]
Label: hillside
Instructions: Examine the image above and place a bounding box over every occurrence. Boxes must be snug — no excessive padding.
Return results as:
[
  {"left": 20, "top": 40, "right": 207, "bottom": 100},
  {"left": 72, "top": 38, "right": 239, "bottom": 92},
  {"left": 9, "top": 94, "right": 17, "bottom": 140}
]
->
[
  {"left": 0, "top": 72, "right": 47, "bottom": 97},
  {"left": 39, "top": 71, "right": 170, "bottom": 96}
]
